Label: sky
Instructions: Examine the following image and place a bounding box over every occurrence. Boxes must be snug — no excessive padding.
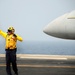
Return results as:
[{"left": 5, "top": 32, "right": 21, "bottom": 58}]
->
[{"left": 0, "top": 0, "right": 75, "bottom": 41}]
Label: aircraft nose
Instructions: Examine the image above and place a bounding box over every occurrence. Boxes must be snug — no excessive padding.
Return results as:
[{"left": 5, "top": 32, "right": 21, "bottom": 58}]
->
[
  {"left": 43, "top": 23, "right": 66, "bottom": 38},
  {"left": 43, "top": 10, "right": 75, "bottom": 39},
  {"left": 43, "top": 14, "right": 67, "bottom": 38},
  {"left": 43, "top": 23, "right": 59, "bottom": 36},
  {"left": 43, "top": 24, "right": 54, "bottom": 35}
]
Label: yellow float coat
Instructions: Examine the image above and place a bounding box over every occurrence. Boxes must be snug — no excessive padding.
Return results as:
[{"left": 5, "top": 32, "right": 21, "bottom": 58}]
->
[{"left": 0, "top": 30, "right": 23, "bottom": 49}]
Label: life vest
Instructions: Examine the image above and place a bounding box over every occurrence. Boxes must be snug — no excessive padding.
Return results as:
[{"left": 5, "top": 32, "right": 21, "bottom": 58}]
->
[
  {"left": 0, "top": 30, "right": 23, "bottom": 50},
  {"left": 5, "top": 34, "right": 17, "bottom": 49}
]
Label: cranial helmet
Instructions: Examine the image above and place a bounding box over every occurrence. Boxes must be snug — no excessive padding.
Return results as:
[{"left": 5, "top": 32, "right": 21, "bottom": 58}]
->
[{"left": 8, "top": 26, "right": 15, "bottom": 33}]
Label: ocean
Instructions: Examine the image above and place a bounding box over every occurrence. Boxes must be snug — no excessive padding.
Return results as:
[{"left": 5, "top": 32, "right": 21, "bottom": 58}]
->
[{"left": 0, "top": 40, "right": 75, "bottom": 55}]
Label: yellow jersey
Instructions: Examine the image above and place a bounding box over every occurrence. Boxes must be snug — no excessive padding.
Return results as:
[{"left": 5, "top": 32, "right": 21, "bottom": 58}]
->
[{"left": 0, "top": 30, "right": 23, "bottom": 49}]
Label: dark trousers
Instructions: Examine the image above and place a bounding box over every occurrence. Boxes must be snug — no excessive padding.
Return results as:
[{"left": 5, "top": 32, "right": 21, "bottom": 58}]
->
[{"left": 6, "top": 49, "right": 18, "bottom": 75}]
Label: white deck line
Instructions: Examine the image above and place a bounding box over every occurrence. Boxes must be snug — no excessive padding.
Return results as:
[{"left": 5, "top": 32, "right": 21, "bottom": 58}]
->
[
  {"left": 20, "top": 57, "right": 67, "bottom": 60},
  {"left": 0, "top": 64, "right": 75, "bottom": 68},
  {"left": 0, "top": 54, "right": 75, "bottom": 60}
]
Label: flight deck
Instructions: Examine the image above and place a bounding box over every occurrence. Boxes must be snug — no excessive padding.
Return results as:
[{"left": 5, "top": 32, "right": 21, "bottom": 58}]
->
[{"left": 0, "top": 54, "right": 75, "bottom": 75}]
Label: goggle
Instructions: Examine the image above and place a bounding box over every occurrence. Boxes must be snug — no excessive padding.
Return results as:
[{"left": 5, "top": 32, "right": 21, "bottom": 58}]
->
[{"left": 8, "top": 30, "right": 12, "bottom": 32}]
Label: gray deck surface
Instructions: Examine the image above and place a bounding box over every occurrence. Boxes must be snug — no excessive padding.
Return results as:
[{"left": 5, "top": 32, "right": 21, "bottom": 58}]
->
[{"left": 0, "top": 54, "right": 75, "bottom": 75}]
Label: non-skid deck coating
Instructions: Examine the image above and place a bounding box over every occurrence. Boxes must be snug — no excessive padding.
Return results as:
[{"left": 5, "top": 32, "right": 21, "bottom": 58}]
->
[{"left": 0, "top": 54, "right": 75, "bottom": 75}]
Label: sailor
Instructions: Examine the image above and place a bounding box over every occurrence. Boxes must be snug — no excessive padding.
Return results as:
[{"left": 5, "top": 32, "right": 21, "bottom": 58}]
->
[{"left": 0, "top": 27, "right": 23, "bottom": 75}]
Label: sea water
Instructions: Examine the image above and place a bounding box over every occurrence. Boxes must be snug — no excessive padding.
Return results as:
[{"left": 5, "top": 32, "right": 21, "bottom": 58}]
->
[{"left": 0, "top": 40, "right": 75, "bottom": 55}]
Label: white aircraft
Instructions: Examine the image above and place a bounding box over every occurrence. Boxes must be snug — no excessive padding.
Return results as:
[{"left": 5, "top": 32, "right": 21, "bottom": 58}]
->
[{"left": 43, "top": 10, "right": 75, "bottom": 40}]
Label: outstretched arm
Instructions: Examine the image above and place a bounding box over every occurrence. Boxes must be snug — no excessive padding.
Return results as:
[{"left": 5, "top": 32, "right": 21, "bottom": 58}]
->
[
  {"left": 0, "top": 30, "right": 7, "bottom": 38},
  {"left": 16, "top": 34, "right": 23, "bottom": 42}
]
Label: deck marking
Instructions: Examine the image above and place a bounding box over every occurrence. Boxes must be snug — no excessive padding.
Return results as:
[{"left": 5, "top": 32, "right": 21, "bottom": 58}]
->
[{"left": 0, "top": 64, "right": 75, "bottom": 68}]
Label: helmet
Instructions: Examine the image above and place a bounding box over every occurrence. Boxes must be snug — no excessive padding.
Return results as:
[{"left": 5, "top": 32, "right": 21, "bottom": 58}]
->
[
  {"left": 8, "top": 27, "right": 15, "bottom": 33},
  {"left": 8, "top": 27, "right": 14, "bottom": 30}
]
